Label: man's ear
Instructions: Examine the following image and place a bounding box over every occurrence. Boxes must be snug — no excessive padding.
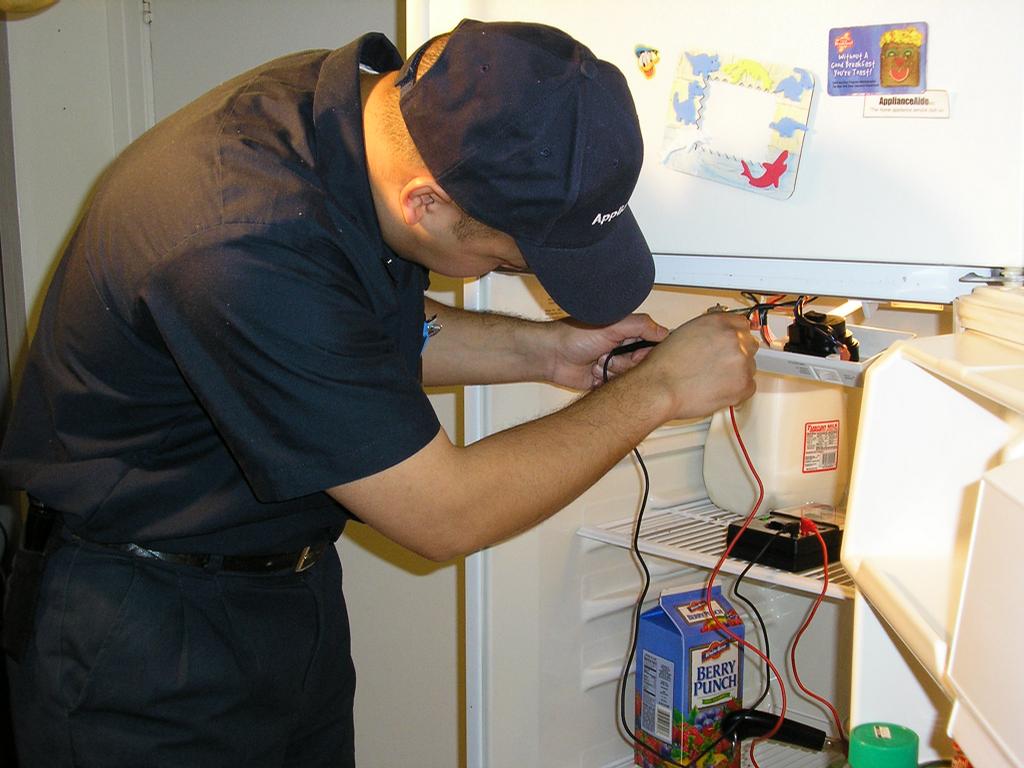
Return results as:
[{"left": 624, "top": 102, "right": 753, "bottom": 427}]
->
[{"left": 399, "top": 176, "right": 453, "bottom": 226}]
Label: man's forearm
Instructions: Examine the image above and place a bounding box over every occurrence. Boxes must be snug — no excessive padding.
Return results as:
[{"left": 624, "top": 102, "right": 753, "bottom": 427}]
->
[
  {"left": 330, "top": 311, "right": 758, "bottom": 561},
  {"left": 331, "top": 361, "right": 676, "bottom": 561},
  {"left": 421, "top": 298, "right": 554, "bottom": 386}
]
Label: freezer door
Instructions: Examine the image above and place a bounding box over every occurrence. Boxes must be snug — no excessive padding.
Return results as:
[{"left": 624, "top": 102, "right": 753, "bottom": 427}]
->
[{"left": 409, "top": 1, "right": 1024, "bottom": 279}]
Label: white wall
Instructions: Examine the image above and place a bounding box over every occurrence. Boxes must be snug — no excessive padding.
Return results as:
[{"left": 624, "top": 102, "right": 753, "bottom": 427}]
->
[
  {"left": 0, "top": 3, "right": 466, "bottom": 766},
  {"left": 1, "top": 2, "right": 116, "bottom": 372}
]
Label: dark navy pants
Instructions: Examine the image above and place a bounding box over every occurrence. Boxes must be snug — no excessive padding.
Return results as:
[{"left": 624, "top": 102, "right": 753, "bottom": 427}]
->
[{"left": 7, "top": 538, "right": 355, "bottom": 767}]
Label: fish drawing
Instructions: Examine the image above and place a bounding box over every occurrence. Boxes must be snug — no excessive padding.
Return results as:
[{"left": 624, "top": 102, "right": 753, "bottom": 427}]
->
[{"left": 740, "top": 150, "right": 789, "bottom": 189}]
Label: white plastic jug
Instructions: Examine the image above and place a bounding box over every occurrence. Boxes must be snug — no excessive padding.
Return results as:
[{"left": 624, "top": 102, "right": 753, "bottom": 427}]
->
[{"left": 702, "top": 370, "right": 854, "bottom": 516}]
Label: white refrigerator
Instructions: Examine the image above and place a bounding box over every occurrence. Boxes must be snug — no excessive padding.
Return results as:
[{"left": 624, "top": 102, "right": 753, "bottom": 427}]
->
[{"left": 407, "top": 2, "right": 1024, "bottom": 767}]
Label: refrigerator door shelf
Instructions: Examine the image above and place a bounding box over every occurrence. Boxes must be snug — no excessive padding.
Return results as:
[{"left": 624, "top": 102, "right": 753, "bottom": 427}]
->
[
  {"left": 577, "top": 497, "right": 854, "bottom": 600},
  {"left": 946, "top": 457, "right": 1024, "bottom": 768},
  {"left": 843, "top": 331, "right": 1024, "bottom": 678},
  {"left": 955, "top": 285, "right": 1024, "bottom": 350}
]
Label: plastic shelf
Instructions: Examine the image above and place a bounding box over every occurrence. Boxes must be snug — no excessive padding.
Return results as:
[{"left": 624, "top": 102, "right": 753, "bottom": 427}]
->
[
  {"left": 755, "top": 317, "right": 914, "bottom": 388},
  {"left": 577, "top": 498, "right": 854, "bottom": 600},
  {"left": 604, "top": 740, "right": 835, "bottom": 768}
]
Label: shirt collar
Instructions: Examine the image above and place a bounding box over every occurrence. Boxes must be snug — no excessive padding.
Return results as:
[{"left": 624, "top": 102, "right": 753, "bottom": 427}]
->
[{"left": 312, "top": 33, "right": 403, "bottom": 245}]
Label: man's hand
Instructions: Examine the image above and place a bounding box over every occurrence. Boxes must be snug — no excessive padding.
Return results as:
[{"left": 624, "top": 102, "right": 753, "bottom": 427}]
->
[
  {"left": 546, "top": 313, "right": 669, "bottom": 390},
  {"left": 640, "top": 312, "right": 759, "bottom": 420}
]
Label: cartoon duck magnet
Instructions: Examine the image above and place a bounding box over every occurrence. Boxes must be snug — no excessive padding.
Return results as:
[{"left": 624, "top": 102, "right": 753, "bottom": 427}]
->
[{"left": 635, "top": 45, "right": 660, "bottom": 78}]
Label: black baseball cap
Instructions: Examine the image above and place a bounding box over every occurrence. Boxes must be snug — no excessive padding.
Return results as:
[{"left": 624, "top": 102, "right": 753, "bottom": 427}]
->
[{"left": 396, "top": 19, "right": 654, "bottom": 326}]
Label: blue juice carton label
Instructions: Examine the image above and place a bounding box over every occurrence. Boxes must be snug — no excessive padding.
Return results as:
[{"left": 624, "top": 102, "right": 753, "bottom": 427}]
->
[{"left": 635, "top": 586, "right": 744, "bottom": 768}]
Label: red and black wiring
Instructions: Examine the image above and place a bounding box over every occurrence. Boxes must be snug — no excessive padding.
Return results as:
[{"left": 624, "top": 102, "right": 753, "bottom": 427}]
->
[
  {"left": 738, "top": 292, "right": 802, "bottom": 347},
  {"left": 702, "top": 405, "right": 790, "bottom": 768},
  {"left": 604, "top": 314, "right": 847, "bottom": 767},
  {"left": 603, "top": 343, "right": 743, "bottom": 768},
  {"left": 730, "top": 525, "right": 796, "bottom": 711},
  {"left": 788, "top": 517, "right": 846, "bottom": 742},
  {"left": 703, "top": 412, "right": 848, "bottom": 766}
]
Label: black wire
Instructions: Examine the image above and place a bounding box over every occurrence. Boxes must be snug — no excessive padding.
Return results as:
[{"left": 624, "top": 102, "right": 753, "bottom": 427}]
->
[
  {"left": 604, "top": 343, "right": 739, "bottom": 768},
  {"left": 730, "top": 526, "right": 791, "bottom": 711},
  {"left": 606, "top": 338, "right": 659, "bottom": 357},
  {"left": 738, "top": 293, "right": 802, "bottom": 319},
  {"left": 918, "top": 761, "right": 953, "bottom": 767},
  {"left": 614, "top": 440, "right": 738, "bottom": 768},
  {"left": 605, "top": 307, "right": 832, "bottom": 762}
]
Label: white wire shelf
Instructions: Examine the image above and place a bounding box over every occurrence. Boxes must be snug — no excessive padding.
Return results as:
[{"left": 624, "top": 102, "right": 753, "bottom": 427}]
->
[
  {"left": 603, "top": 739, "right": 836, "bottom": 768},
  {"left": 577, "top": 498, "right": 854, "bottom": 600}
]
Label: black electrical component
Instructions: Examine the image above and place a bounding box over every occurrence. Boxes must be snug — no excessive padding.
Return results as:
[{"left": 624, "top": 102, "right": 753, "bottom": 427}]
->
[
  {"left": 784, "top": 311, "right": 860, "bottom": 361},
  {"left": 726, "top": 511, "right": 843, "bottom": 572},
  {"left": 721, "top": 708, "right": 827, "bottom": 751},
  {"left": 721, "top": 708, "right": 847, "bottom": 755}
]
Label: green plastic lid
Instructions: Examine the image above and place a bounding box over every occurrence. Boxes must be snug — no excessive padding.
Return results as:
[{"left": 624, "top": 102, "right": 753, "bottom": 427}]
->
[{"left": 848, "top": 722, "right": 919, "bottom": 768}]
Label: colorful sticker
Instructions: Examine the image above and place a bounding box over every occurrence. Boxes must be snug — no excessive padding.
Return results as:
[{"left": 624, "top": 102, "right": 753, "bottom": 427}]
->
[
  {"left": 828, "top": 22, "right": 928, "bottom": 96},
  {"left": 635, "top": 44, "right": 660, "bottom": 79},
  {"left": 661, "top": 50, "right": 814, "bottom": 199}
]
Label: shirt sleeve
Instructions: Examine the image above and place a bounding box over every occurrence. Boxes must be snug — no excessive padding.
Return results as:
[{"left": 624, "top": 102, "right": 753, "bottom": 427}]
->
[{"left": 138, "top": 225, "right": 441, "bottom": 502}]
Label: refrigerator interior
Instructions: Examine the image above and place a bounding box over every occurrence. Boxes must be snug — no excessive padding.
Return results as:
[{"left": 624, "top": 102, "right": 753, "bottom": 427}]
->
[{"left": 464, "top": 275, "right": 952, "bottom": 768}]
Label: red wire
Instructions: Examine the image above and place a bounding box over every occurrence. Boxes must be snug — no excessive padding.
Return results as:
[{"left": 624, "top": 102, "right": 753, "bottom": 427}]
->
[
  {"left": 788, "top": 522, "right": 847, "bottom": 741},
  {"left": 704, "top": 405, "right": 788, "bottom": 768}
]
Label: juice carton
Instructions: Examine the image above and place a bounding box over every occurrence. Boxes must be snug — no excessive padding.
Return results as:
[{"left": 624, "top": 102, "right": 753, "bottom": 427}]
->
[{"left": 634, "top": 585, "right": 744, "bottom": 768}]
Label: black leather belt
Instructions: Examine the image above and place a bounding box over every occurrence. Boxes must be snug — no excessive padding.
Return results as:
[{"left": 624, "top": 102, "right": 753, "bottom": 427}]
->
[{"left": 70, "top": 535, "right": 330, "bottom": 574}]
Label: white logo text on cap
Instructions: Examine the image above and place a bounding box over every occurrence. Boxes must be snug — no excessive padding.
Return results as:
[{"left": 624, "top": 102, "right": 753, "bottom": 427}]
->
[{"left": 591, "top": 204, "right": 626, "bottom": 226}]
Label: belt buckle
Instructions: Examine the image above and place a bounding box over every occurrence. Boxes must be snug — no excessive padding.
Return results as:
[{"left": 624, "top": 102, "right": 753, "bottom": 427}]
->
[{"left": 294, "top": 544, "right": 319, "bottom": 573}]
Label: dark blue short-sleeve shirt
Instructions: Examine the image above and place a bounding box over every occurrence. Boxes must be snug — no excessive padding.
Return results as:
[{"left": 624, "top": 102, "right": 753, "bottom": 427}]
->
[{"left": 0, "top": 33, "right": 441, "bottom": 555}]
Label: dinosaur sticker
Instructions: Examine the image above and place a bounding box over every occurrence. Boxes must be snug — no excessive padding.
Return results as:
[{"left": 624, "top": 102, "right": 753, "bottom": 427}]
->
[
  {"left": 661, "top": 50, "right": 814, "bottom": 199},
  {"left": 672, "top": 81, "right": 704, "bottom": 125},
  {"left": 685, "top": 52, "right": 720, "bottom": 79},
  {"left": 775, "top": 68, "right": 814, "bottom": 102},
  {"left": 768, "top": 117, "right": 808, "bottom": 139}
]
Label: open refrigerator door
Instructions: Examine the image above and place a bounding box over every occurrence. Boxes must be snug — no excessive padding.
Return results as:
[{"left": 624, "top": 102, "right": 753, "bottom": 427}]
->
[{"left": 842, "top": 286, "right": 1024, "bottom": 766}]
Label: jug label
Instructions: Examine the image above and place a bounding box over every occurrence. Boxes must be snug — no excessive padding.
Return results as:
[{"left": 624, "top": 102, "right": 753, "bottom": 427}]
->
[{"left": 803, "top": 420, "right": 840, "bottom": 472}]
